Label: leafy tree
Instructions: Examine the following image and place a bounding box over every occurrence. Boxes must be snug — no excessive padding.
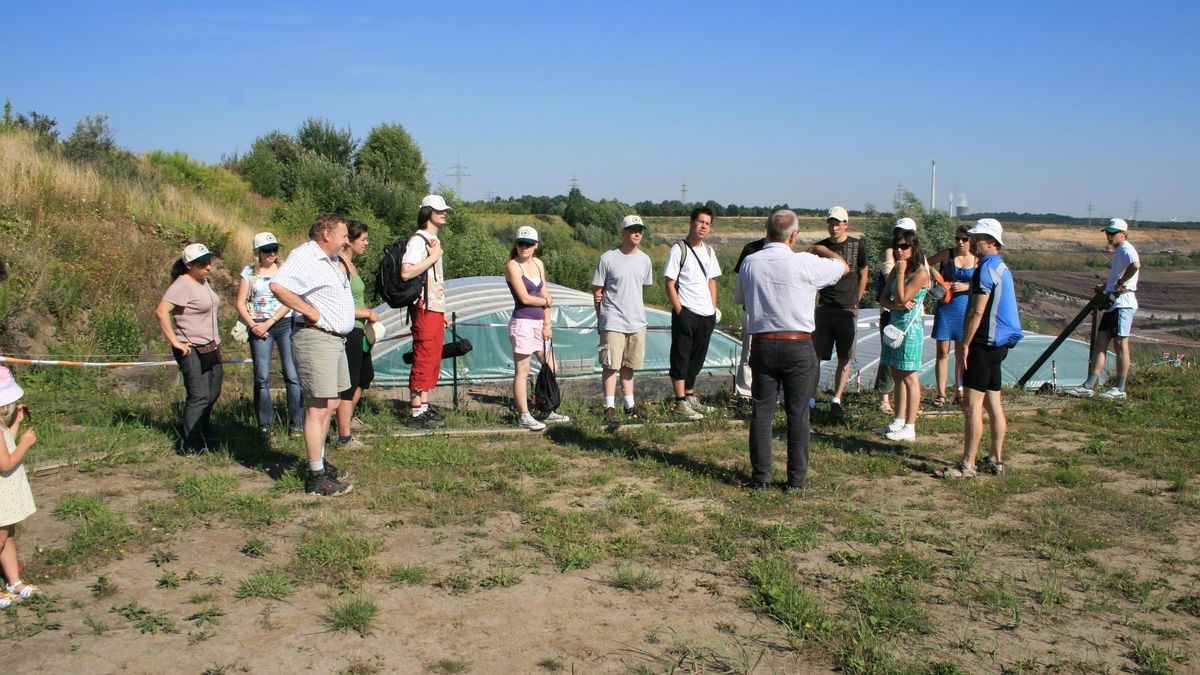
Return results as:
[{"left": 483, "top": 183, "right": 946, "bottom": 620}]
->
[
  {"left": 296, "top": 117, "right": 356, "bottom": 168},
  {"left": 354, "top": 123, "right": 429, "bottom": 197},
  {"left": 240, "top": 134, "right": 292, "bottom": 198},
  {"left": 286, "top": 151, "right": 357, "bottom": 214},
  {"left": 62, "top": 114, "right": 118, "bottom": 164}
]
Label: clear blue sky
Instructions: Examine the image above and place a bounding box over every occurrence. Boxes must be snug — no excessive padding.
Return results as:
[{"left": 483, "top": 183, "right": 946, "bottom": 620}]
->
[{"left": 4, "top": 1, "right": 1198, "bottom": 220}]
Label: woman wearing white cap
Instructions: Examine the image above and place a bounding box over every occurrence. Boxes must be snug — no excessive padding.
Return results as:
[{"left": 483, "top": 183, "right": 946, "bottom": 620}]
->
[
  {"left": 505, "top": 225, "right": 569, "bottom": 430},
  {"left": 877, "top": 227, "right": 929, "bottom": 442},
  {"left": 155, "top": 243, "right": 223, "bottom": 454},
  {"left": 236, "top": 232, "right": 304, "bottom": 436},
  {"left": 0, "top": 366, "right": 40, "bottom": 606}
]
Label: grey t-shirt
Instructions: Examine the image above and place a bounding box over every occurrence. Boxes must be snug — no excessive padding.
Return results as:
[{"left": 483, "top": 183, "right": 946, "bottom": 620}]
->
[{"left": 592, "top": 247, "right": 654, "bottom": 332}]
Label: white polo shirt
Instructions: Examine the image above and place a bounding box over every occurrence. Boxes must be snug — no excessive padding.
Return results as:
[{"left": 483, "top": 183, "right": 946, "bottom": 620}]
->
[
  {"left": 271, "top": 240, "right": 356, "bottom": 335},
  {"left": 734, "top": 242, "right": 845, "bottom": 334}
]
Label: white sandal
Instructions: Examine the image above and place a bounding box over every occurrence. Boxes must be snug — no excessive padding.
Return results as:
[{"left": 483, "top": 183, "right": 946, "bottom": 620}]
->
[{"left": 6, "top": 581, "right": 39, "bottom": 599}]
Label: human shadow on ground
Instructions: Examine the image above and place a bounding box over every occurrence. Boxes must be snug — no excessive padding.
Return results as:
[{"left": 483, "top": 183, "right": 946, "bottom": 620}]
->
[{"left": 545, "top": 424, "right": 749, "bottom": 488}]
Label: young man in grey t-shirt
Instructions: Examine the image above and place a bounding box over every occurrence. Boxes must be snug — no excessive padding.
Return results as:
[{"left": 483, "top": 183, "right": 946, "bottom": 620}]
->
[{"left": 592, "top": 215, "right": 655, "bottom": 424}]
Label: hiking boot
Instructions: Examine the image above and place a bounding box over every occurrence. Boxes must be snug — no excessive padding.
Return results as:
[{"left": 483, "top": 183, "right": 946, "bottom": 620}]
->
[
  {"left": 604, "top": 406, "right": 619, "bottom": 425},
  {"left": 306, "top": 470, "right": 352, "bottom": 496},
  {"left": 686, "top": 395, "right": 715, "bottom": 414},
  {"left": 542, "top": 411, "right": 571, "bottom": 424},
  {"left": 323, "top": 461, "right": 349, "bottom": 481},
  {"left": 624, "top": 404, "right": 649, "bottom": 421},
  {"left": 1068, "top": 386, "right": 1094, "bottom": 398},
  {"left": 349, "top": 416, "right": 372, "bottom": 432},
  {"left": 675, "top": 399, "right": 703, "bottom": 421},
  {"left": 409, "top": 409, "right": 446, "bottom": 429},
  {"left": 337, "top": 436, "right": 368, "bottom": 451},
  {"left": 1098, "top": 387, "right": 1127, "bottom": 401},
  {"left": 517, "top": 412, "right": 546, "bottom": 431}
]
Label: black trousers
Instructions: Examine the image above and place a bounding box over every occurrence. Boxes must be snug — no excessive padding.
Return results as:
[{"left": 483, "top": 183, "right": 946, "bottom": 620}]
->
[
  {"left": 669, "top": 307, "right": 717, "bottom": 389},
  {"left": 173, "top": 347, "right": 223, "bottom": 452},
  {"left": 749, "top": 337, "right": 817, "bottom": 487}
]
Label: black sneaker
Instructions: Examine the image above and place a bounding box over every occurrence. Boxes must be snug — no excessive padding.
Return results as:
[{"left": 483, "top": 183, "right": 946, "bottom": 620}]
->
[
  {"left": 624, "top": 404, "right": 648, "bottom": 421},
  {"left": 324, "top": 461, "right": 349, "bottom": 481},
  {"left": 306, "top": 471, "right": 352, "bottom": 496},
  {"left": 408, "top": 409, "right": 446, "bottom": 429},
  {"left": 604, "top": 406, "right": 619, "bottom": 425},
  {"left": 425, "top": 404, "right": 446, "bottom": 421}
]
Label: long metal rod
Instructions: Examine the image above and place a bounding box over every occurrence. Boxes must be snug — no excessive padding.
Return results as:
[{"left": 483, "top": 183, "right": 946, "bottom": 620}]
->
[{"left": 1017, "top": 291, "right": 1106, "bottom": 389}]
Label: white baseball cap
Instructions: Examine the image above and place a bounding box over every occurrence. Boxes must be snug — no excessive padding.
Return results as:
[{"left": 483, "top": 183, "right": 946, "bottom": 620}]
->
[
  {"left": 827, "top": 206, "right": 849, "bottom": 222},
  {"left": 182, "top": 243, "right": 214, "bottom": 264},
  {"left": 252, "top": 232, "right": 279, "bottom": 251},
  {"left": 515, "top": 225, "right": 539, "bottom": 244},
  {"left": 894, "top": 217, "right": 917, "bottom": 232},
  {"left": 420, "top": 195, "right": 453, "bottom": 212},
  {"left": 0, "top": 366, "right": 24, "bottom": 407},
  {"left": 1103, "top": 218, "right": 1128, "bottom": 234},
  {"left": 968, "top": 218, "right": 1005, "bottom": 247},
  {"left": 621, "top": 215, "right": 646, "bottom": 230}
]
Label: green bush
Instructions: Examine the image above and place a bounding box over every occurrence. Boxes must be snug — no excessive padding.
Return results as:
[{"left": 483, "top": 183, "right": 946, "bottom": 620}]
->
[
  {"left": 46, "top": 262, "right": 87, "bottom": 325},
  {"left": 90, "top": 304, "right": 143, "bottom": 355},
  {"left": 145, "top": 150, "right": 250, "bottom": 205},
  {"left": 284, "top": 152, "right": 356, "bottom": 212}
]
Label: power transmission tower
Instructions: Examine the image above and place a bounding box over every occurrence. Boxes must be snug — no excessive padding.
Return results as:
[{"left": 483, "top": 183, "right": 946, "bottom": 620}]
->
[
  {"left": 1086, "top": 202, "right": 1093, "bottom": 227},
  {"left": 680, "top": 180, "right": 688, "bottom": 203},
  {"left": 893, "top": 181, "right": 906, "bottom": 205},
  {"left": 448, "top": 158, "right": 469, "bottom": 198},
  {"left": 569, "top": 174, "right": 580, "bottom": 191},
  {"left": 1130, "top": 199, "right": 1140, "bottom": 227}
]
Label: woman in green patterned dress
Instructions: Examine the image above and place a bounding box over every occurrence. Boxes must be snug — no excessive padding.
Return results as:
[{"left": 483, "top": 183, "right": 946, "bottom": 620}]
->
[{"left": 878, "top": 231, "right": 928, "bottom": 442}]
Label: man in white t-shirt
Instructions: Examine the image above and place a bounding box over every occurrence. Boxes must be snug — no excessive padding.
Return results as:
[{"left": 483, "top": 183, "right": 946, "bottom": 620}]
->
[
  {"left": 1071, "top": 218, "right": 1141, "bottom": 400},
  {"left": 401, "top": 195, "right": 451, "bottom": 427},
  {"left": 664, "top": 206, "right": 722, "bottom": 420},
  {"left": 592, "top": 215, "right": 655, "bottom": 425}
]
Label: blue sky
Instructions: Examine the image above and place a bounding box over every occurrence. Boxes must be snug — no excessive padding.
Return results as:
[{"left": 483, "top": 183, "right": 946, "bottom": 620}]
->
[{"left": 4, "top": 1, "right": 1198, "bottom": 220}]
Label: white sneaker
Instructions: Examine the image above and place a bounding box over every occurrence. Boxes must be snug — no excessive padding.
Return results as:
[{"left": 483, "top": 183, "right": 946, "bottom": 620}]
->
[
  {"left": 1068, "top": 386, "right": 1094, "bottom": 398},
  {"left": 543, "top": 411, "right": 571, "bottom": 424},
  {"left": 885, "top": 426, "right": 916, "bottom": 442},
  {"left": 675, "top": 400, "right": 703, "bottom": 421},
  {"left": 686, "top": 395, "right": 715, "bottom": 414},
  {"left": 517, "top": 413, "right": 546, "bottom": 431},
  {"left": 1098, "top": 387, "right": 1127, "bottom": 401},
  {"left": 874, "top": 419, "right": 904, "bottom": 437}
]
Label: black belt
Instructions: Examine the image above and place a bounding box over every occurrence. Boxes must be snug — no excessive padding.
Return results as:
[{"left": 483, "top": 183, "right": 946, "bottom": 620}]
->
[
  {"left": 754, "top": 331, "right": 812, "bottom": 340},
  {"left": 298, "top": 324, "right": 348, "bottom": 339}
]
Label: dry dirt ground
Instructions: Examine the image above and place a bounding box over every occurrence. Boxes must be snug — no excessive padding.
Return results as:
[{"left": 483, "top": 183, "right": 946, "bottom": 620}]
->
[{"left": 6, "top": 405, "right": 1200, "bottom": 674}]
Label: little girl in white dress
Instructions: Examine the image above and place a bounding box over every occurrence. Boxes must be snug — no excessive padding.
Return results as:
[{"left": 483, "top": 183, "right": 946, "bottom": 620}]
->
[{"left": 0, "top": 366, "right": 39, "bottom": 607}]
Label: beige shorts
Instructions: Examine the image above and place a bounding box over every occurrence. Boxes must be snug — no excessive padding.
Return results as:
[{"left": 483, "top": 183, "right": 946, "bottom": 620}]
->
[
  {"left": 599, "top": 329, "right": 646, "bottom": 370},
  {"left": 292, "top": 327, "right": 350, "bottom": 401}
]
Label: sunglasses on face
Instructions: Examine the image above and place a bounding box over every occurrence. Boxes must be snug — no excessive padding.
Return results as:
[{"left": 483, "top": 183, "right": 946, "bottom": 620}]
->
[
  {"left": 259, "top": 247, "right": 280, "bottom": 254},
  {"left": 516, "top": 242, "right": 536, "bottom": 248},
  {"left": 956, "top": 237, "right": 970, "bottom": 243}
]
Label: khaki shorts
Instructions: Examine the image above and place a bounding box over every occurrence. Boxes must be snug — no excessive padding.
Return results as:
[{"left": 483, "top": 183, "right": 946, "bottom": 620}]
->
[
  {"left": 292, "top": 327, "right": 350, "bottom": 401},
  {"left": 599, "top": 329, "right": 646, "bottom": 370}
]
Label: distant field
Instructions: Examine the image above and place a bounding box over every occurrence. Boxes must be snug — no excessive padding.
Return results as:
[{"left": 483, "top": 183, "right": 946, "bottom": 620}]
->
[{"left": 1014, "top": 269, "right": 1200, "bottom": 312}]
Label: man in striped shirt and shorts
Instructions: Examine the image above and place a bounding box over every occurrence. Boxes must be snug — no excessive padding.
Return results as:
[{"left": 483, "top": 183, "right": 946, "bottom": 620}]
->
[{"left": 271, "top": 212, "right": 356, "bottom": 496}]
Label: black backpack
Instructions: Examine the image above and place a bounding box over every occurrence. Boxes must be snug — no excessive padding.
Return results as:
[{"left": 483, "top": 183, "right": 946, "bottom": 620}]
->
[
  {"left": 531, "top": 340, "right": 561, "bottom": 414},
  {"left": 374, "top": 235, "right": 425, "bottom": 308}
]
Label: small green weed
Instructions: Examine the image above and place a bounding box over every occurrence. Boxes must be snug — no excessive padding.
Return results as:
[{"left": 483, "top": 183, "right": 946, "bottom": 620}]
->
[
  {"left": 324, "top": 596, "right": 378, "bottom": 637},
  {"left": 186, "top": 605, "right": 224, "bottom": 627},
  {"left": 234, "top": 570, "right": 297, "bottom": 600},
  {"left": 1123, "top": 635, "right": 1188, "bottom": 674},
  {"left": 743, "top": 554, "right": 834, "bottom": 635},
  {"left": 241, "top": 538, "right": 268, "bottom": 558},
  {"left": 89, "top": 575, "right": 118, "bottom": 599},
  {"left": 111, "top": 602, "right": 178, "bottom": 634},
  {"left": 387, "top": 564, "right": 429, "bottom": 586},
  {"left": 609, "top": 563, "right": 663, "bottom": 592},
  {"left": 479, "top": 568, "right": 523, "bottom": 589},
  {"left": 156, "top": 570, "right": 181, "bottom": 589},
  {"left": 291, "top": 531, "right": 379, "bottom": 587}
]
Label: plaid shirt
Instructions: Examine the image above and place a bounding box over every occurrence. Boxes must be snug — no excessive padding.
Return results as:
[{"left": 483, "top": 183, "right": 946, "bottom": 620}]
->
[{"left": 271, "top": 240, "right": 355, "bottom": 334}]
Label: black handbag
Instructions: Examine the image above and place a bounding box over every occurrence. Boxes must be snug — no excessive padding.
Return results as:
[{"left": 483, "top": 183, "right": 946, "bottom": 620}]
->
[
  {"left": 531, "top": 339, "right": 561, "bottom": 415},
  {"left": 402, "top": 337, "right": 474, "bottom": 364}
]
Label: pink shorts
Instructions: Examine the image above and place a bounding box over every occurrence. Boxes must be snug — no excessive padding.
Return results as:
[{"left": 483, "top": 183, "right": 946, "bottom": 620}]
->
[{"left": 509, "top": 318, "right": 545, "bottom": 356}]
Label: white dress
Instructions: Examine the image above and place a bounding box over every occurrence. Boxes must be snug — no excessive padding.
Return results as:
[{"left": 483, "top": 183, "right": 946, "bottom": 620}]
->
[{"left": 0, "top": 427, "right": 36, "bottom": 527}]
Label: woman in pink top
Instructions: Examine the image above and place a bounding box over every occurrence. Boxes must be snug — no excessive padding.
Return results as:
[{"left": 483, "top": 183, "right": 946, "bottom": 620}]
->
[{"left": 155, "top": 243, "right": 223, "bottom": 455}]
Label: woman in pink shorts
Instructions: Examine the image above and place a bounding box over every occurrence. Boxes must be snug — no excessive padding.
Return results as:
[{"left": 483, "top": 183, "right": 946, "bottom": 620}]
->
[{"left": 505, "top": 226, "right": 569, "bottom": 430}]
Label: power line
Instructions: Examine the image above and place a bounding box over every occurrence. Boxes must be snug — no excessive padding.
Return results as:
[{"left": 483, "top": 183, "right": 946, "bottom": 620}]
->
[{"left": 448, "top": 157, "right": 469, "bottom": 198}]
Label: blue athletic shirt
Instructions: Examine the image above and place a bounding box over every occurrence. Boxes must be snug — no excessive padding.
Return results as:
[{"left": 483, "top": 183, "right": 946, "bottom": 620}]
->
[{"left": 970, "top": 253, "right": 1023, "bottom": 348}]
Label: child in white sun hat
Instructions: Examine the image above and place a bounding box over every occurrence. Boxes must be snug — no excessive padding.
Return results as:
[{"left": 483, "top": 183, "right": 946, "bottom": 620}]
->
[{"left": 0, "top": 366, "right": 39, "bottom": 607}]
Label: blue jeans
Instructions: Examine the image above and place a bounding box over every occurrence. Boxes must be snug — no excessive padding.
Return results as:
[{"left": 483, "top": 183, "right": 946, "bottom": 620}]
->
[
  {"left": 749, "top": 336, "right": 817, "bottom": 487},
  {"left": 249, "top": 317, "right": 303, "bottom": 430}
]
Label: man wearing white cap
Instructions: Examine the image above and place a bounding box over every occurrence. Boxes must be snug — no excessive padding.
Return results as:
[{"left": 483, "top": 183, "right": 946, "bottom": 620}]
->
[
  {"left": 1071, "top": 218, "right": 1141, "bottom": 400},
  {"left": 939, "top": 218, "right": 1023, "bottom": 478},
  {"left": 592, "top": 215, "right": 655, "bottom": 424},
  {"left": 812, "top": 206, "right": 869, "bottom": 419},
  {"left": 270, "top": 213, "right": 355, "bottom": 496},
  {"left": 401, "top": 195, "right": 452, "bottom": 427}
]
